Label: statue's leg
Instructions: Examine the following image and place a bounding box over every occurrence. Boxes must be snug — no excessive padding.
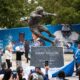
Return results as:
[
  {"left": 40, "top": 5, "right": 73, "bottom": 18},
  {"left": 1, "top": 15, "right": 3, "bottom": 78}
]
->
[
  {"left": 40, "top": 26, "right": 55, "bottom": 38},
  {"left": 31, "top": 28, "right": 54, "bottom": 45}
]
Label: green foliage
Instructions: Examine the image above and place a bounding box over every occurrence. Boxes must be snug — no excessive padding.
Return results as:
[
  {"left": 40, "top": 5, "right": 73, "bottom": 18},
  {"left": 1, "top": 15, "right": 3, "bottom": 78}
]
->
[
  {"left": 37, "top": 0, "right": 80, "bottom": 24},
  {"left": 0, "top": 0, "right": 26, "bottom": 28},
  {"left": 0, "top": 0, "right": 80, "bottom": 28}
]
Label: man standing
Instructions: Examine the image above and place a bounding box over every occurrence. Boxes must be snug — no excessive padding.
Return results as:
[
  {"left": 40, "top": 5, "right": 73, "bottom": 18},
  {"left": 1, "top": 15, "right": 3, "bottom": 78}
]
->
[{"left": 15, "top": 32, "right": 29, "bottom": 67}]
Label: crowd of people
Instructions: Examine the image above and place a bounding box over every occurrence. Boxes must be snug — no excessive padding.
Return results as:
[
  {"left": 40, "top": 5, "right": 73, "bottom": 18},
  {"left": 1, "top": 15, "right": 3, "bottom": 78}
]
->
[{"left": 0, "top": 62, "right": 70, "bottom": 80}]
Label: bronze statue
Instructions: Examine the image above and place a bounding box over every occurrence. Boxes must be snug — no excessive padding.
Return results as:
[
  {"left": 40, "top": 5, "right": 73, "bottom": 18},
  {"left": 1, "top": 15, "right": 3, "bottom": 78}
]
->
[{"left": 21, "top": 6, "right": 57, "bottom": 45}]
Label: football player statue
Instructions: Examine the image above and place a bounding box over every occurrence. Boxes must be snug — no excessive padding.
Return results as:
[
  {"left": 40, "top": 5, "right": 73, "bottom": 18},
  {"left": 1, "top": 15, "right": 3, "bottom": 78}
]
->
[{"left": 22, "top": 6, "right": 57, "bottom": 45}]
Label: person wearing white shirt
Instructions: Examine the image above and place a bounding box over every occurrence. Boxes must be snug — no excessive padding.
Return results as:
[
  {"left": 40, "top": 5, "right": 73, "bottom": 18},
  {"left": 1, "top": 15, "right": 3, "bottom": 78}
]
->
[
  {"left": 54, "top": 24, "right": 79, "bottom": 53},
  {"left": 5, "top": 45, "right": 13, "bottom": 69}
]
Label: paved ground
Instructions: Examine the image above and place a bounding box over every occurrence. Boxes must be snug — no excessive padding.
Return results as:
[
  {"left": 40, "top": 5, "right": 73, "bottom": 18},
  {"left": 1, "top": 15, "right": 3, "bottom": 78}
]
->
[{"left": 0, "top": 53, "right": 79, "bottom": 80}]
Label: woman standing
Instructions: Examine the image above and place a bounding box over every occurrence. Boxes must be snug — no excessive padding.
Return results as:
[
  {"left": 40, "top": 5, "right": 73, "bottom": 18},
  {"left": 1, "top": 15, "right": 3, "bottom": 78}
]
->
[{"left": 5, "top": 44, "right": 13, "bottom": 69}]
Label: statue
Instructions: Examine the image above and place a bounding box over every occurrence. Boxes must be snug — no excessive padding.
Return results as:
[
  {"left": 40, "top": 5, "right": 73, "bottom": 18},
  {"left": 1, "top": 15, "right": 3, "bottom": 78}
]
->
[{"left": 21, "top": 6, "right": 57, "bottom": 45}]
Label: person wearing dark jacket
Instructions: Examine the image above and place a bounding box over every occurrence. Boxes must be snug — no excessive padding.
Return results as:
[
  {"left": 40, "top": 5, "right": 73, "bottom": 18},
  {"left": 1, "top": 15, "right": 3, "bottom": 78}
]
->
[{"left": 15, "top": 32, "right": 29, "bottom": 67}]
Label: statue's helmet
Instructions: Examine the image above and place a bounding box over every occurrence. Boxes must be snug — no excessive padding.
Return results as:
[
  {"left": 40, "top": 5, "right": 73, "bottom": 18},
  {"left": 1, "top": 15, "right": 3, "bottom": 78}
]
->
[
  {"left": 61, "top": 24, "right": 71, "bottom": 31},
  {"left": 36, "top": 6, "right": 44, "bottom": 12},
  {"left": 61, "top": 24, "right": 71, "bottom": 37}
]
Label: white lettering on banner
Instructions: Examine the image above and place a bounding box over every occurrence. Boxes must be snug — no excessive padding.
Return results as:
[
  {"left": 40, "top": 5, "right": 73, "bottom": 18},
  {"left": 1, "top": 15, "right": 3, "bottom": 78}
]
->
[{"left": 35, "top": 52, "right": 44, "bottom": 54}]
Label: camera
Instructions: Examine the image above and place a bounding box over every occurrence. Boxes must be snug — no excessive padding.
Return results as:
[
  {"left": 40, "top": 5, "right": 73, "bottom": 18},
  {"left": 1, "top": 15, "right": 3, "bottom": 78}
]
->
[
  {"left": 45, "top": 61, "right": 49, "bottom": 66},
  {"left": 12, "top": 70, "right": 17, "bottom": 79},
  {"left": 30, "top": 69, "right": 35, "bottom": 73}
]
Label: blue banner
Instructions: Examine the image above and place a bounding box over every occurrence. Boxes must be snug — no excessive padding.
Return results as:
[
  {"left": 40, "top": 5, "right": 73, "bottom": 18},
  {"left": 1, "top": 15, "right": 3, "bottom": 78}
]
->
[
  {"left": 0, "top": 24, "right": 80, "bottom": 50},
  {"left": 52, "top": 60, "right": 74, "bottom": 77}
]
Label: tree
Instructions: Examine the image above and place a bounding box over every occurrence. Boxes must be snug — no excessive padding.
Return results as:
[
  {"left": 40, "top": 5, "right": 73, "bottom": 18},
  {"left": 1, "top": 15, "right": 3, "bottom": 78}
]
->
[
  {"left": 37, "top": 0, "right": 80, "bottom": 24},
  {"left": 0, "top": 0, "right": 27, "bottom": 28},
  {"left": 0, "top": 0, "right": 39, "bottom": 28}
]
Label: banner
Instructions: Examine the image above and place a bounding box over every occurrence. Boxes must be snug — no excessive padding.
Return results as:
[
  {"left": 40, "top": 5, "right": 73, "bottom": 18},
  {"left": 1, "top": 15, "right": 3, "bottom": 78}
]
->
[
  {"left": 0, "top": 24, "right": 80, "bottom": 50},
  {"left": 52, "top": 60, "right": 74, "bottom": 77}
]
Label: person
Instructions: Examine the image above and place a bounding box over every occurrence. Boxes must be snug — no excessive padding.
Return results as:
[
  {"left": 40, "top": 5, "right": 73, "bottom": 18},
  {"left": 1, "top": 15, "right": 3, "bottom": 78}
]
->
[
  {"left": 11, "top": 67, "right": 25, "bottom": 80},
  {"left": 67, "top": 40, "right": 80, "bottom": 74},
  {"left": 54, "top": 24, "right": 79, "bottom": 53},
  {"left": 2, "top": 68, "right": 12, "bottom": 80},
  {"left": 74, "top": 41, "right": 80, "bottom": 70},
  {"left": 12, "top": 70, "right": 18, "bottom": 80},
  {"left": 22, "top": 6, "right": 56, "bottom": 45},
  {"left": 28, "top": 67, "right": 44, "bottom": 80},
  {"left": 31, "top": 33, "right": 45, "bottom": 47},
  {"left": 16, "top": 66, "right": 24, "bottom": 80},
  {"left": 77, "top": 67, "right": 80, "bottom": 80},
  {"left": 44, "top": 65, "right": 49, "bottom": 80},
  {"left": 0, "top": 62, "right": 6, "bottom": 74},
  {"left": 0, "top": 62, "right": 12, "bottom": 80},
  {"left": 0, "top": 48, "right": 3, "bottom": 69},
  {"left": 0, "top": 62, "right": 6, "bottom": 80},
  {"left": 57, "top": 71, "right": 68, "bottom": 80},
  {"left": 5, "top": 45, "right": 12, "bottom": 69},
  {"left": 15, "top": 32, "right": 29, "bottom": 67}
]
